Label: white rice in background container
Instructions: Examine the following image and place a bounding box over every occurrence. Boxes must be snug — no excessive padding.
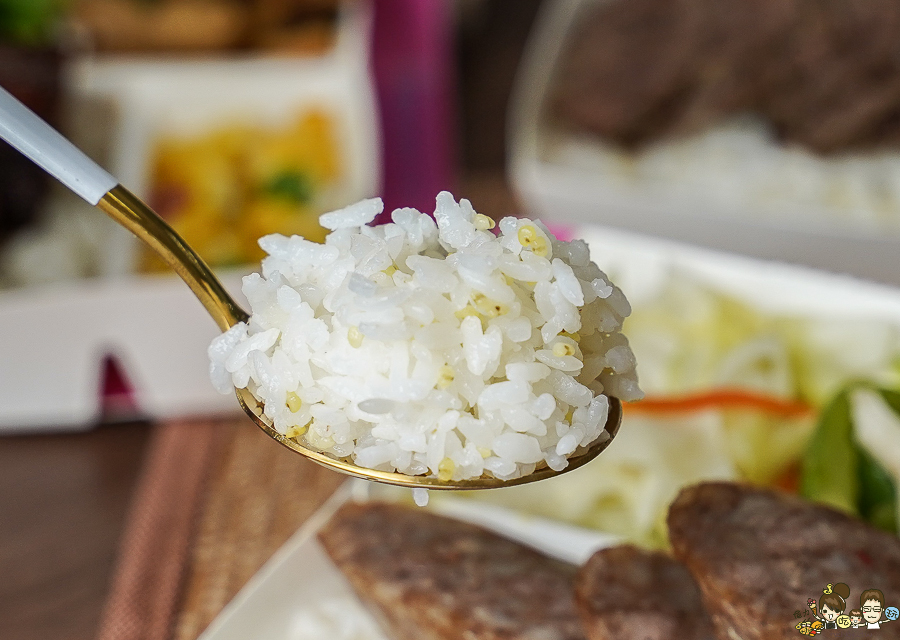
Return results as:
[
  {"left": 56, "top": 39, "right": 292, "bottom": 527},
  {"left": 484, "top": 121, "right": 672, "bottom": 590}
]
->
[{"left": 208, "top": 192, "right": 641, "bottom": 481}]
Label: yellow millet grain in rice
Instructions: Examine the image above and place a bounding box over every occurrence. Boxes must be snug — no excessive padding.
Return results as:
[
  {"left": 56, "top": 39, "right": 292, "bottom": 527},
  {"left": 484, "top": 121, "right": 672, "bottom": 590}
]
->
[
  {"left": 436, "top": 365, "right": 455, "bottom": 389},
  {"left": 286, "top": 392, "right": 303, "bottom": 412},
  {"left": 474, "top": 213, "right": 495, "bottom": 230},
  {"left": 438, "top": 457, "right": 456, "bottom": 481},
  {"left": 552, "top": 342, "right": 576, "bottom": 357}
]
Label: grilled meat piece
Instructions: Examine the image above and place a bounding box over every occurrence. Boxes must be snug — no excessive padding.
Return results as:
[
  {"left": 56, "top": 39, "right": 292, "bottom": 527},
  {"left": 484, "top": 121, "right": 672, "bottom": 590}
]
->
[
  {"left": 575, "top": 544, "right": 717, "bottom": 640},
  {"left": 668, "top": 482, "right": 900, "bottom": 640},
  {"left": 319, "top": 501, "right": 587, "bottom": 640}
]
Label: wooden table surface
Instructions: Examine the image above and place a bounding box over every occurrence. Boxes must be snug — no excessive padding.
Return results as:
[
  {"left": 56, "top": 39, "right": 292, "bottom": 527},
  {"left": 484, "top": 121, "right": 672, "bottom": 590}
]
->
[
  {"left": 0, "top": 419, "right": 348, "bottom": 640},
  {"left": 0, "top": 422, "right": 152, "bottom": 640}
]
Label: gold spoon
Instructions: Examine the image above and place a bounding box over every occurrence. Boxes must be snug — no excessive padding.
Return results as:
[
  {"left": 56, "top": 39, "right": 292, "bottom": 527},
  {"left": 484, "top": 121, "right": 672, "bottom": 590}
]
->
[{"left": 0, "top": 85, "right": 621, "bottom": 489}]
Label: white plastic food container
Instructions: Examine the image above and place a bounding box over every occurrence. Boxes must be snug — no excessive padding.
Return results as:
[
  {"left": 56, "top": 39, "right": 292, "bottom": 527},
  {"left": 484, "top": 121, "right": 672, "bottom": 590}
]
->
[
  {"left": 66, "top": 0, "right": 379, "bottom": 276},
  {"left": 509, "top": 0, "right": 900, "bottom": 287}
]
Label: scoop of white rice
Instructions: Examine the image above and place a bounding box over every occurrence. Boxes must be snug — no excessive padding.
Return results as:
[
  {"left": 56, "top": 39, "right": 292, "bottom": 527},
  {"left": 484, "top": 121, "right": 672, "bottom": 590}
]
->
[{"left": 209, "top": 192, "right": 642, "bottom": 481}]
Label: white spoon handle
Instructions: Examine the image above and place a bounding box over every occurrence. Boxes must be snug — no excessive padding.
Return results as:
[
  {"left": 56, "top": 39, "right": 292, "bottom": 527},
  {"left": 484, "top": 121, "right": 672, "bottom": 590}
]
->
[{"left": 0, "top": 84, "right": 117, "bottom": 205}]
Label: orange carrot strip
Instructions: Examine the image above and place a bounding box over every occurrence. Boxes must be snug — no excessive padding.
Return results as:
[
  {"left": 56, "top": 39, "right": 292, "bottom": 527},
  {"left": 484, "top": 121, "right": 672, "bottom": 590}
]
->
[{"left": 626, "top": 387, "right": 814, "bottom": 418}]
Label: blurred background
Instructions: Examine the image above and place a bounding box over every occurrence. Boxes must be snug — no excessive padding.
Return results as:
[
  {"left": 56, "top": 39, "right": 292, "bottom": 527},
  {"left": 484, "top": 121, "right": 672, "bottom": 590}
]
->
[
  {"left": 0, "top": 0, "right": 540, "bottom": 288},
  {"left": 4, "top": 1, "right": 900, "bottom": 639}
]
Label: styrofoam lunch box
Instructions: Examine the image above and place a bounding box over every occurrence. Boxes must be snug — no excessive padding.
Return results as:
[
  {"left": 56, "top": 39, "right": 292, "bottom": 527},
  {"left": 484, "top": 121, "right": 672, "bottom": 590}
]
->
[{"left": 509, "top": 0, "right": 900, "bottom": 287}]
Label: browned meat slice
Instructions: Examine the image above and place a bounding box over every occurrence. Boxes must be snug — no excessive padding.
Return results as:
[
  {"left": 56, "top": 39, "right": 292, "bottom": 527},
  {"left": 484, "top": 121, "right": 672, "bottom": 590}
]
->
[
  {"left": 668, "top": 482, "right": 900, "bottom": 640},
  {"left": 552, "top": 0, "right": 704, "bottom": 148},
  {"left": 318, "top": 501, "right": 586, "bottom": 640},
  {"left": 764, "top": 0, "right": 900, "bottom": 152},
  {"left": 672, "top": 0, "right": 801, "bottom": 135},
  {"left": 551, "top": 0, "right": 900, "bottom": 154},
  {"left": 575, "top": 545, "right": 717, "bottom": 640}
]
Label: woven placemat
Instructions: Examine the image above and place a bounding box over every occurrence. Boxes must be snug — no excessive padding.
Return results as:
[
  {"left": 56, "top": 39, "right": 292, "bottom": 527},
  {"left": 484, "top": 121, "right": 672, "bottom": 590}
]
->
[
  {"left": 95, "top": 417, "right": 345, "bottom": 640},
  {"left": 172, "top": 418, "right": 346, "bottom": 640}
]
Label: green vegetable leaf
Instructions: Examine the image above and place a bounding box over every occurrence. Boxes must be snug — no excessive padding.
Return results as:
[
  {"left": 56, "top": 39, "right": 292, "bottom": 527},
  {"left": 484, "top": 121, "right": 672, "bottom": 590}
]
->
[
  {"left": 263, "top": 171, "right": 313, "bottom": 205},
  {"left": 878, "top": 387, "right": 900, "bottom": 416},
  {"left": 0, "top": 0, "right": 65, "bottom": 46},
  {"left": 801, "top": 384, "right": 899, "bottom": 534},
  {"left": 857, "top": 447, "right": 898, "bottom": 533},
  {"left": 800, "top": 390, "right": 860, "bottom": 514}
]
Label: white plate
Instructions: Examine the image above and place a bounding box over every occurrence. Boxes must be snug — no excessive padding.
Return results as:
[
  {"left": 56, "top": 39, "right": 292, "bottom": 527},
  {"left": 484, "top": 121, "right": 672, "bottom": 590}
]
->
[{"left": 197, "top": 480, "right": 618, "bottom": 640}]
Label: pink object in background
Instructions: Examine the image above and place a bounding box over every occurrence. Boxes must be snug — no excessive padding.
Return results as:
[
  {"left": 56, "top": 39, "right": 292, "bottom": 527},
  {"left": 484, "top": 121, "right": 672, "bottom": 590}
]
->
[
  {"left": 371, "top": 0, "right": 456, "bottom": 219},
  {"left": 100, "top": 355, "right": 139, "bottom": 420},
  {"left": 545, "top": 222, "right": 575, "bottom": 243}
]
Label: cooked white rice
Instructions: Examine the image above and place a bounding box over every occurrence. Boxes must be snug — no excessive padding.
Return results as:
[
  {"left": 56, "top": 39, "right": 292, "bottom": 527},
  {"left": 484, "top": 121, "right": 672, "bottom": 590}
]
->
[{"left": 208, "top": 192, "right": 641, "bottom": 481}]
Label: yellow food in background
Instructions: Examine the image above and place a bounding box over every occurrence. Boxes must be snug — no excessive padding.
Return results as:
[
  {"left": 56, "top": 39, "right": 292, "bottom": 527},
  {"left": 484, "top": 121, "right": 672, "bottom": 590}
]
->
[{"left": 142, "top": 109, "right": 341, "bottom": 271}]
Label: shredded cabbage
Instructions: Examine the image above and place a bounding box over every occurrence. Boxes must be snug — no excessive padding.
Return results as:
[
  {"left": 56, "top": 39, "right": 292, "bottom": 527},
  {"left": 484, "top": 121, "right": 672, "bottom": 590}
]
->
[{"left": 456, "top": 269, "right": 900, "bottom": 545}]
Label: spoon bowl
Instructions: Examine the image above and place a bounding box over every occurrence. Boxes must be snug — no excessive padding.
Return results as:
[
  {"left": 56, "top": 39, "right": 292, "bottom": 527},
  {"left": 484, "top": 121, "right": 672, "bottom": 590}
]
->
[
  {"left": 237, "top": 386, "right": 622, "bottom": 489},
  {"left": 0, "top": 85, "right": 622, "bottom": 489}
]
